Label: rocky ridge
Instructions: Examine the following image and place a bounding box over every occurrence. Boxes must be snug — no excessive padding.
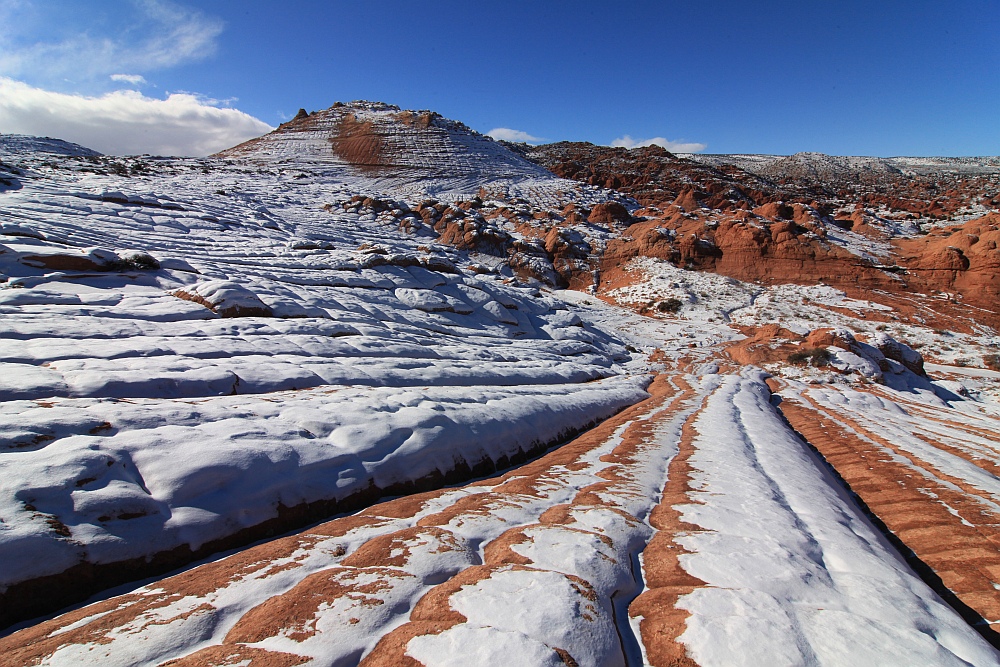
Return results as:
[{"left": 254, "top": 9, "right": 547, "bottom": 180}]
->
[{"left": 513, "top": 140, "right": 1000, "bottom": 322}]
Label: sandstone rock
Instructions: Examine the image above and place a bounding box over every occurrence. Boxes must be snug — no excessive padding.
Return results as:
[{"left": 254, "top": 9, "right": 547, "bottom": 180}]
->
[
  {"left": 894, "top": 213, "right": 1000, "bottom": 312},
  {"left": 588, "top": 202, "right": 632, "bottom": 225},
  {"left": 173, "top": 281, "right": 273, "bottom": 318},
  {"left": 869, "top": 332, "right": 925, "bottom": 376},
  {"left": 0, "top": 223, "right": 44, "bottom": 239},
  {"left": 753, "top": 202, "right": 794, "bottom": 220},
  {"left": 806, "top": 327, "right": 858, "bottom": 350},
  {"left": 18, "top": 247, "right": 159, "bottom": 273}
]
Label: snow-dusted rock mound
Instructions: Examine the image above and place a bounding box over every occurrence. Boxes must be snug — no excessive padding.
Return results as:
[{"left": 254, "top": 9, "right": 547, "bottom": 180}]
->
[{"left": 218, "top": 101, "right": 562, "bottom": 198}]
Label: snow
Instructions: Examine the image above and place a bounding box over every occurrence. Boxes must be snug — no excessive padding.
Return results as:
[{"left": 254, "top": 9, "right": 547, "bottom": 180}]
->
[
  {"left": 443, "top": 566, "right": 621, "bottom": 667},
  {"left": 672, "top": 369, "right": 997, "bottom": 666},
  {"left": 407, "top": 623, "right": 566, "bottom": 667},
  {"left": 822, "top": 224, "right": 894, "bottom": 261},
  {"left": 0, "top": 369, "right": 657, "bottom": 663},
  {"left": 607, "top": 255, "right": 897, "bottom": 330},
  {"left": 0, "top": 355, "right": 647, "bottom": 586}
]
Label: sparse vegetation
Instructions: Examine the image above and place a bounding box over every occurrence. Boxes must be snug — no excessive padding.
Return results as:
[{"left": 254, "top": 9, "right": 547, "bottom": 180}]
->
[
  {"left": 105, "top": 159, "right": 130, "bottom": 176},
  {"left": 656, "top": 298, "right": 683, "bottom": 314},
  {"left": 787, "top": 347, "right": 832, "bottom": 367},
  {"left": 114, "top": 253, "right": 160, "bottom": 271},
  {"left": 985, "top": 354, "right": 1000, "bottom": 371}
]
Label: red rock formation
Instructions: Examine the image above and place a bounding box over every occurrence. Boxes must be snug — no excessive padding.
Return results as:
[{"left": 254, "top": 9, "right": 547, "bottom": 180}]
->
[
  {"left": 519, "top": 142, "right": 1000, "bottom": 320},
  {"left": 330, "top": 114, "right": 387, "bottom": 172},
  {"left": 724, "top": 324, "right": 806, "bottom": 366},
  {"left": 894, "top": 214, "right": 1000, "bottom": 309},
  {"left": 588, "top": 201, "right": 632, "bottom": 225},
  {"left": 524, "top": 142, "right": 780, "bottom": 210},
  {"left": 598, "top": 209, "right": 897, "bottom": 296}
]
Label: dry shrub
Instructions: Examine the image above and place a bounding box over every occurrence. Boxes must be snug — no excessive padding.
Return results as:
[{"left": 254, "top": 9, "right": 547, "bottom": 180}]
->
[{"left": 787, "top": 347, "right": 832, "bottom": 367}]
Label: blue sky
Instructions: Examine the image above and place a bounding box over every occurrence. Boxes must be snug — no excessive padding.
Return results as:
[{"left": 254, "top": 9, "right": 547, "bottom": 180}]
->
[{"left": 0, "top": 0, "right": 997, "bottom": 156}]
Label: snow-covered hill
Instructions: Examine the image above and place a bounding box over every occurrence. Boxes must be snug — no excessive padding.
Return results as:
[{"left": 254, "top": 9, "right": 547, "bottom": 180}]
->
[
  {"left": 0, "top": 135, "right": 101, "bottom": 158},
  {"left": 217, "top": 101, "right": 568, "bottom": 200}
]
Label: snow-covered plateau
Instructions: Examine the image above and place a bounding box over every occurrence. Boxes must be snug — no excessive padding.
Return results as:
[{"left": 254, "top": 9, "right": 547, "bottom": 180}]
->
[{"left": 2, "top": 105, "right": 1000, "bottom": 666}]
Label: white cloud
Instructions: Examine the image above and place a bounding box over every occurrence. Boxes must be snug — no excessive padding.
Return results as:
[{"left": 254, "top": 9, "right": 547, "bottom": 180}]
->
[
  {"left": 611, "top": 135, "right": 707, "bottom": 153},
  {"left": 111, "top": 74, "right": 147, "bottom": 86},
  {"left": 487, "top": 127, "right": 543, "bottom": 144},
  {"left": 0, "top": 78, "right": 273, "bottom": 156},
  {"left": 0, "top": 1, "right": 223, "bottom": 85}
]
